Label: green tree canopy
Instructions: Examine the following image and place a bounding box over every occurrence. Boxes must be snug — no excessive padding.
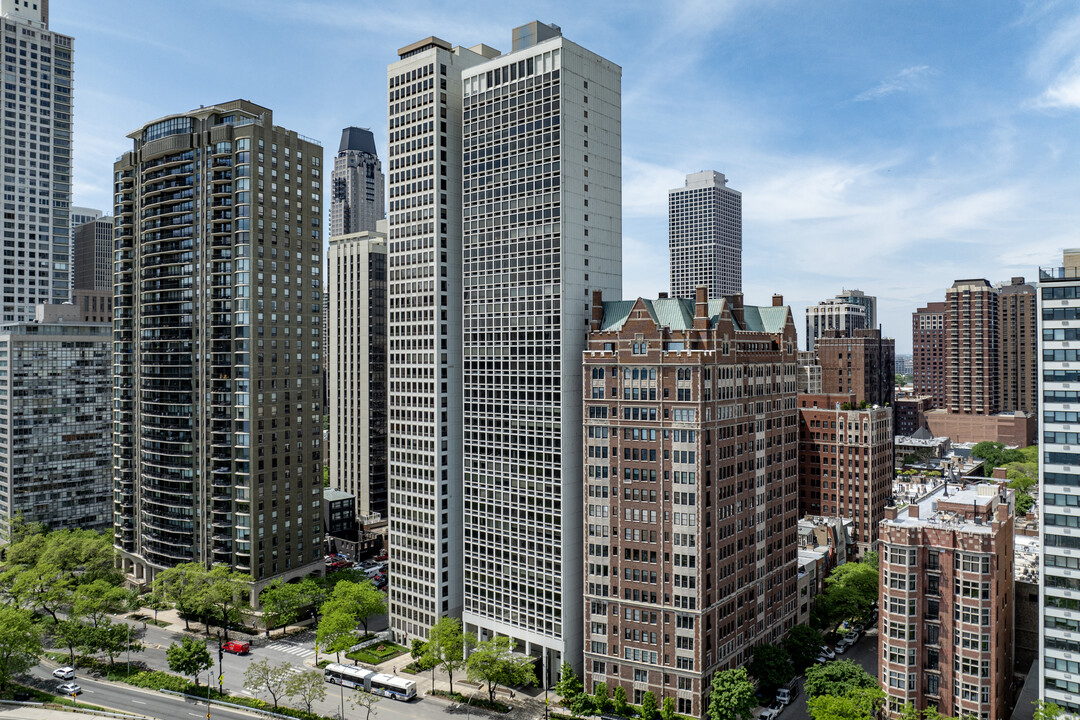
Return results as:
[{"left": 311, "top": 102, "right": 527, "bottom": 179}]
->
[
  {"left": 166, "top": 636, "right": 213, "bottom": 686},
  {"left": 315, "top": 605, "right": 357, "bottom": 663},
  {"left": 747, "top": 643, "right": 795, "bottom": 694},
  {"left": 203, "top": 565, "right": 253, "bottom": 641},
  {"left": 971, "top": 441, "right": 1025, "bottom": 474},
  {"left": 425, "top": 616, "right": 471, "bottom": 695},
  {"left": 155, "top": 563, "right": 211, "bottom": 631},
  {"left": 804, "top": 659, "right": 878, "bottom": 699},
  {"left": 806, "top": 687, "right": 885, "bottom": 720},
  {"left": 707, "top": 667, "right": 756, "bottom": 720},
  {"left": 640, "top": 691, "right": 659, "bottom": 720},
  {"left": 259, "top": 580, "right": 305, "bottom": 633},
  {"left": 661, "top": 696, "right": 677, "bottom": 720},
  {"left": 612, "top": 685, "right": 629, "bottom": 716},
  {"left": 816, "top": 559, "right": 879, "bottom": 629},
  {"left": 243, "top": 658, "right": 293, "bottom": 708},
  {"left": 0, "top": 605, "right": 42, "bottom": 692},
  {"left": 554, "top": 661, "right": 584, "bottom": 701},
  {"left": 285, "top": 669, "right": 327, "bottom": 714},
  {"left": 464, "top": 635, "right": 537, "bottom": 703}
]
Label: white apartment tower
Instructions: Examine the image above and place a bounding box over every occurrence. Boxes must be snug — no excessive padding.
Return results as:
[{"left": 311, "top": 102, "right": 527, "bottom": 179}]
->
[
  {"left": 386, "top": 36, "right": 497, "bottom": 642},
  {"left": 804, "top": 297, "right": 867, "bottom": 352},
  {"left": 668, "top": 170, "right": 741, "bottom": 300},
  {"left": 328, "top": 222, "right": 387, "bottom": 524},
  {"left": 1038, "top": 249, "right": 1080, "bottom": 712},
  {"left": 330, "top": 127, "right": 384, "bottom": 236},
  {"left": 460, "top": 21, "right": 622, "bottom": 682},
  {"left": 0, "top": 0, "right": 74, "bottom": 322}
]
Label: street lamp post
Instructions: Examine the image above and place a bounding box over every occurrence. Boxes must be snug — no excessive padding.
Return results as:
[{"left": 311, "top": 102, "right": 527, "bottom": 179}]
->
[
  {"left": 126, "top": 623, "right": 131, "bottom": 676},
  {"left": 217, "top": 631, "right": 224, "bottom": 695},
  {"left": 206, "top": 671, "right": 212, "bottom": 720},
  {"left": 339, "top": 677, "right": 345, "bottom": 720}
]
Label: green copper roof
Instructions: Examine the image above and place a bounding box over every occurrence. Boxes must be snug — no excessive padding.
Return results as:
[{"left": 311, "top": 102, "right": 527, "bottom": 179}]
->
[
  {"left": 598, "top": 296, "right": 786, "bottom": 332},
  {"left": 739, "top": 305, "right": 789, "bottom": 334}
]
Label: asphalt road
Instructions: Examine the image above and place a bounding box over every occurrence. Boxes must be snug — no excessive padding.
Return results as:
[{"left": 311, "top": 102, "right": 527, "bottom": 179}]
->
[
  {"left": 781, "top": 628, "right": 880, "bottom": 720},
  {"left": 31, "top": 612, "right": 506, "bottom": 720}
]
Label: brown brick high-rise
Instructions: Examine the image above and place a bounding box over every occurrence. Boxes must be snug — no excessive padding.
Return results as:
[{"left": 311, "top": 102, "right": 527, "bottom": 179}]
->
[
  {"left": 815, "top": 328, "right": 895, "bottom": 408},
  {"left": 945, "top": 279, "right": 1000, "bottom": 415},
  {"left": 912, "top": 302, "right": 946, "bottom": 408},
  {"left": 998, "top": 277, "right": 1036, "bottom": 413},
  {"left": 583, "top": 288, "right": 799, "bottom": 718}
]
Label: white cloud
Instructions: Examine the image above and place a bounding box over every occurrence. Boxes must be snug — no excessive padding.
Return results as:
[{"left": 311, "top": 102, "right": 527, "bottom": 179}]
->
[
  {"left": 1035, "top": 59, "right": 1080, "bottom": 108},
  {"left": 853, "top": 65, "right": 935, "bottom": 102},
  {"left": 622, "top": 157, "right": 687, "bottom": 218}
]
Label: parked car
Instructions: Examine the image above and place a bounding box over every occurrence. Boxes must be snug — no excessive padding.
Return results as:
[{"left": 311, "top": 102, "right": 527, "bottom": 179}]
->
[
  {"left": 819, "top": 645, "right": 836, "bottom": 660},
  {"left": 852, "top": 624, "right": 865, "bottom": 635},
  {"left": 57, "top": 682, "right": 81, "bottom": 696},
  {"left": 844, "top": 630, "right": 860, "bottom": 644},
  {"left": 760, "top": 702, "right": 784, "bottom": 720},
  {"left": 834, "top": 641, "right": 850, "bottom": 654},
  {"left": 814, "top": 653, "right": 829, "bottom": 664},
  {"left": 52, "top": 667, "right": 75, "bottom": 680},
  {"left": 222, "top": 640, "right": 250, "bottom": 655}
]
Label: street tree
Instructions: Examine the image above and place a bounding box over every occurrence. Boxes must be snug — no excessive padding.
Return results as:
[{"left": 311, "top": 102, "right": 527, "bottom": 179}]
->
[
  {"left": 554, "top": 661, "right": 584, "bottom": 702},
  {"left": 464, "top": 635, "right": 536, "bottom": 703},
  {"left": 425, "top": 616, "right": 471, "bottom": 695},
  {"left": 708, "top": 668, "right": 756, "bottom": 720},
  {"left": 299, "top": 578, "right": 327, "bottom": 624},
  {"left": 353, "top": 581, "right": 386, "bottom": 635},
  {"left": 315, "top": 605, "right": 357, "bottom": 663},
  {"left": 347, "top": 688, "right": 381, "bottom": 720},
  {"left": 817, "top": 561, "right": 878, "bottom": 629},
  {"left": 592, "top": 681, "right": 610, "bottom": 714},
  {"left": 167, "top": 637, "right": 213, "bottom": 687},
  {"left": 72, "top": 579, "right": 136, "bottom": 630},
  {"left": 640, "top": 691, "right": 658, "bottom": 720},
  {"left": 52, "top": 619, "right": 89, "bottom": 667},
  {"left": 155, "top": 563, "right": 210, "bottom": 631},
  {"left": 260, "top": 580, "right": 305, "bottom": 634},
  {"left": 661, "top": 696, "right": 677, "bottom": 720},
  {"left": 204, "top": 565, "right": 252, "bottom": 641},
  {"left": 612, "top": 685, "right": 630, "bottom": 716},
  {"left": 92, "top": 620, "right": 142, "bottom": 666},
  {"left": 12, "top": 563, "right": 73, "bottom": 621},
  {"left": 806, "top": 687, "right": 885, "bottom": 720},
  {"left": 784, "top": 624, "right": 827, "bottom": 671},
  {"left": 1033, "top": 700, "right": 1065, "bottom": 720},
  {"left": 243, "top": 659, "right": 292, "bottom": 709},
  {"left": 285, "top": 669, "right": 327, "bottom": 713},
  {"left": 747, "top": 643, "right": 795, "bottom": 695},
  {"left": 804, "top": 659, "right": 878, "bottom": 699},
  {"left": 0, "top": 605, "right": 42, "bottom": 692}
]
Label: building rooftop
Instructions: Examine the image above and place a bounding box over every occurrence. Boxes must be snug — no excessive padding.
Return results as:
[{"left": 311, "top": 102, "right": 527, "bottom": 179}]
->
[
  {"left": 323, "top": 488, "right": 354, "bottom": 502},
  {"left": 599, "top": 296, "right": 788, "bottom": 334},
  {"left": 1015, "top": 535, "right": 1039, "bottom": 583},
  {"left": 884, "top": 482, "right": 1009, "bottom": 533}
]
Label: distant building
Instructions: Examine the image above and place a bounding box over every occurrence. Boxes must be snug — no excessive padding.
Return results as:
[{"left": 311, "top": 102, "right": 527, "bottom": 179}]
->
[
  {"left": 798, "top": 350, "right": 822, "bottom": 394},
  {"left": 330, "top": 127, "right": 384, "bottom": 236},
  {"left": 946, "top": 279, "right": 1000, "bottom": 415},
  {"left": 323, "top": 488, "right": 358, "bottom": 541},
  {"left": 73, "top": 216, "right": 114, "bottom": 291},
  {"left": 879, "top": 483, "right": 1014, "bottom": 720},
  {"left": 328, "top": 223, "right": 387, "bottom": 525},
  {"left": 0, "top": 305, "right": 111, "bottom": 536},
  {"left": 669, "top": 171, "right": 742, "bottom": 300},
  {"left": 912, "top": 301, "right": 947, "bottom": 408},
  {"left": 894, "top": 395, "right": 932, "bottom": 436},
  {"left": 998, "top": 277, "right": 1037, "bottom": 414},
  {"left": 805, "top": 296, "right": 867, "bottom": 352},
  {"left": 894, "top": 355, "right": 913, "bottom": 376},
  {"left": 583, "top": 288, "right": 799, "bottom": 717},
  {"left": 836, "top": 288, "right": 877, "bottom": 330},
  {"left": 815, "top": 328, "right": 896, "bottom": 408},
  {"left": 894, "top": 429, "right": 950, "bottom": 464},
  {"left": 797, "top": 393, "right": 893, "bottom": 555},
  {"left": 924, "top": 409, "right": 1036, "bottom": 446}
]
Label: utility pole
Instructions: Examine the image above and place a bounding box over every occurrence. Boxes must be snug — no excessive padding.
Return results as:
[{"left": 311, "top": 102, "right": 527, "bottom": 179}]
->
[{"left": 126, "top": 623, "right": 131, "bottom": 675}]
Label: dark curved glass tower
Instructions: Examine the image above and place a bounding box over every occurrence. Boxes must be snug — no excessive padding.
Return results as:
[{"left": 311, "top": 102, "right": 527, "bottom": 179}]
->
[{"left": 114, "top": 100, "right": 325, "bottom": 593}]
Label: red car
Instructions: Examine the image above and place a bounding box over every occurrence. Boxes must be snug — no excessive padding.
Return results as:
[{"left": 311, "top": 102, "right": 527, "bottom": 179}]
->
[{"left": 223, "top": 641, "right": 250, "bottom": 655}]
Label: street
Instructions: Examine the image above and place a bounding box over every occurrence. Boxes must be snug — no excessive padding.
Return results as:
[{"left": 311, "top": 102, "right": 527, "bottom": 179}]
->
[
  {"left": 28, "top": 612, "right": 538, "bottom": 720},
  {"left": 781, "top": 628, "right": 880, "bottom": 720}
]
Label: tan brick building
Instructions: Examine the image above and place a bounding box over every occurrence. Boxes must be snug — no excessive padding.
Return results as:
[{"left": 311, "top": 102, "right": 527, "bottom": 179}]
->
[
  {"left": 997, "top": 277, "right": 1036, "bottom": 414},
  {"left": 797, "top": 393, "right": 893, "bottom": 555},
  {"left": 582, "top": 288, "right": 799, "bottom": 718},
  {"left": 878, "top": 484, "right": 1014, "bottom": 720}
]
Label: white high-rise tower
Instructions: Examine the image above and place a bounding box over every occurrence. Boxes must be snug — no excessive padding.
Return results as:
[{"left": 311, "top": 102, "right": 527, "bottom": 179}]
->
[
  {"left": 0, "top": 0, "right": 74, "bottom": 321},
  {"left": 459, "top": 21, "right": 622, "bottom": 682},
  {"left": 668, "top": 170, "right": 741, "bottom": 301}
]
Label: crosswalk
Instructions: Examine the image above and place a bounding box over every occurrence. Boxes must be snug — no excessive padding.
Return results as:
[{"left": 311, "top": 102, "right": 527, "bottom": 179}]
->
[{"left": 265, "top": 641, "right": 316, "bottom": 658}]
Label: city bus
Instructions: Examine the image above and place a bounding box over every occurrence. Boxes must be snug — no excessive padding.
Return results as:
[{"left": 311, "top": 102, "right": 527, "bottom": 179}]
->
[
  {"left": 368, "top": 673, "right": 416, "bottom": 701},
  {"left": 324, "top": 664, "right": 374, "bottom": 689}
]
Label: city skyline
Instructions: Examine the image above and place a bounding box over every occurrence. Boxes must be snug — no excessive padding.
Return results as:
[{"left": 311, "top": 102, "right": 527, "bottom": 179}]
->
[{"left": 55, "top": 1, "right": 1080, "bottom": 353}]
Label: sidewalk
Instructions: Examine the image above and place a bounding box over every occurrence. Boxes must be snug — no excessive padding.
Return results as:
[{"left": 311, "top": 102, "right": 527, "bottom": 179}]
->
[{"left": 126, "top": 607, "right": 312, "bottom": 645}]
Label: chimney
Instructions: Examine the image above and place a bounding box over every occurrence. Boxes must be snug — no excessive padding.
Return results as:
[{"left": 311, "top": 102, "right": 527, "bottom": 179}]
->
[
  {"left": 885, "top": 506, "right": 899, "bottom": 521},
  {"left": 694, "top": 286, "right": 709, "bottom": 331},
  {"left": 658, "top": 292, "right": 668, "bottom": 299},
  {"left": 772, "top": 294, "right": 784, "bottom": 307},
  {"left": 991, "top": 466, "right": 1007, "bottom": 480},
  {"left": 729, "top": 292, "right": 744, "bottom": 328},
  {"left": 908, "top": 503, "right": 920, "bottom": 519},
  {"left": 590, "top": 290, "right": 604, "bottom": 331}
]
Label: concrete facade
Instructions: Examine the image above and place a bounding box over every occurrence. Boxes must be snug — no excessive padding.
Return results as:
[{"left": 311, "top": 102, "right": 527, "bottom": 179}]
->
[
  {"left": 669, "top": 171, "right": 742, "bottom": 301},
  {"left": 804, "top": 297, "right": 867, "bottom": 353},
  {"left": 329, "top": 127, "right": 384, "bottom": 237},
  {"left": 583, "top": 288, "right": 798, "bottom": 718},
  {"left": 328, "top": 224, "right": 387, "bottom": 524},
  {"left": 0, "top": 3, "right": 74, "bottom": 321}
]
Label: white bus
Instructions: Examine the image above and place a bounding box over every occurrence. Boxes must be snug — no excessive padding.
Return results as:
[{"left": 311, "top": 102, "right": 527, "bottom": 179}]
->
[
  {"left": 324, "top": 664, "right": 374, "bottom": 689},
  {"left": 369, "top": 673, "right": 416, "bottom": 701},
  {"left": 323, "top": 665, "right": 416, "bottom": 701}
]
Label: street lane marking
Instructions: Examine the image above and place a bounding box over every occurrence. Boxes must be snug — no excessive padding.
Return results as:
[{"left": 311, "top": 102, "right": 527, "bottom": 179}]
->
[{"left": 131, "top": 701, "right": 147, "bottom": 705}]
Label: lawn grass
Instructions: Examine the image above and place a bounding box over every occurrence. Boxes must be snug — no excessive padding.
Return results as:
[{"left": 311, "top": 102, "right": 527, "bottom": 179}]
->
[{"left": 345, "top": 641, "right": 408, "bottom": 665}]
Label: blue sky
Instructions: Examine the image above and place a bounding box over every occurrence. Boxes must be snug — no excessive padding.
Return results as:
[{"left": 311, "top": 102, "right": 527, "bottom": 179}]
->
[{"left": 58, "top": 0, "right": 1080, "bottom": 353}]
